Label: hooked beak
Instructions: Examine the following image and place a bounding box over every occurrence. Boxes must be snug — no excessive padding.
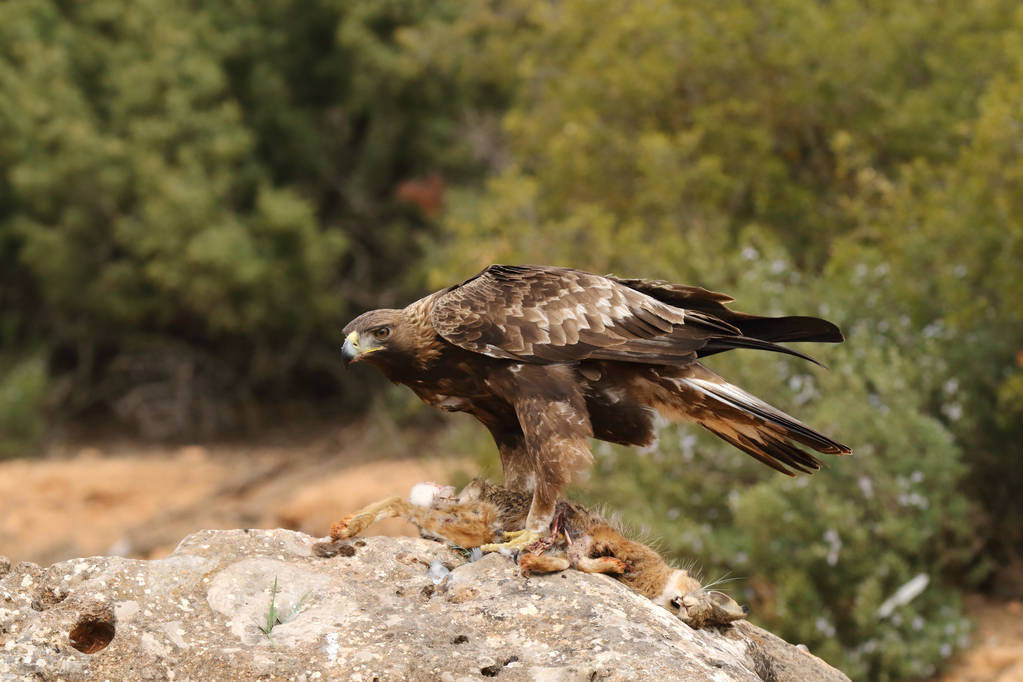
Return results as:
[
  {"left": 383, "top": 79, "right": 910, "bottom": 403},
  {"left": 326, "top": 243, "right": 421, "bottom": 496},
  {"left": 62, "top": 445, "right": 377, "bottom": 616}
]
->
[{"left": 341, "top": 331, "right": 361, "bottom": 367}]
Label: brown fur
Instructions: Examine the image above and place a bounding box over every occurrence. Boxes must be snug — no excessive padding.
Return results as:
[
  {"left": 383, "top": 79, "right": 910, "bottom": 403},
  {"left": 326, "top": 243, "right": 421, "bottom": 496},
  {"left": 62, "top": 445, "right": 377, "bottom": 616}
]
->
[{"left": 324, "top": 479, "right": 747, "bottom": 628}]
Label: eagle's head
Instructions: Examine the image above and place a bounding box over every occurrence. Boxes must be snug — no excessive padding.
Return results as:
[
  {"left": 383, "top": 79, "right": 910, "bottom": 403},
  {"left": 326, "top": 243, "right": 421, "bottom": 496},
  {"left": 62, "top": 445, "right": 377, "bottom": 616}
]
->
[{"left": 340, "top": 308, "right": 409, "bottom": 368}]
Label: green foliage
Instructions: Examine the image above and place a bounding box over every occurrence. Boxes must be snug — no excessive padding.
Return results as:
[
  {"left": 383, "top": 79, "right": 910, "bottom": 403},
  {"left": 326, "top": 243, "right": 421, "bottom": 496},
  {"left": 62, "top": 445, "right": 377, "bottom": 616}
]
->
[
  {"left": 0, "top": 0, "right": 476, "bottom": 438},
  {"left": 832, "top": 55, "right": 1023, "bottom": 559},
  {"left": 0, "top": 355, "right": 49, "bottom": 457},
  {"left": 734, "top": 327, "right": 971, "bottom": 680},
  {"left": 416, "top": 0, "right": 1018, "bottom": 280}
]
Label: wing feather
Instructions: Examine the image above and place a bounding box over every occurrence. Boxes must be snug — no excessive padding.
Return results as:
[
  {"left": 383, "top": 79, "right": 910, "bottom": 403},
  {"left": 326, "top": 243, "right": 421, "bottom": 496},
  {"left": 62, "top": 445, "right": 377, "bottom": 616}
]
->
[
  {"left": 607, "top": 275, "right": 844, "bottom": 345},
  {"left": 430, "top": 265, "right": 734, "bottom": 364}
]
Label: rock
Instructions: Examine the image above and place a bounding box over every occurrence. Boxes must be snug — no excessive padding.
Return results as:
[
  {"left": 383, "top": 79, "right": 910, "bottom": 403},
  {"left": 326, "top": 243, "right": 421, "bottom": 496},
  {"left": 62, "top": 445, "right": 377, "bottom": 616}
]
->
[{"left": 0, "top": 529, "right": 849, "bottom": 681}]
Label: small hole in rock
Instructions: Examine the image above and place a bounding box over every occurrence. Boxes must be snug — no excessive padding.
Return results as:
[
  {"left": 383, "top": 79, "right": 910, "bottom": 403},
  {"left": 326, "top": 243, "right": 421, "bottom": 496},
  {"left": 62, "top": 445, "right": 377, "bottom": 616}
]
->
[
  {"left": 337, "top": 544, "right": 356, "bottom": 557},
  {"left": 68, "top": 618, "right": 115, "bottom": 654},
  {"left": 480, "top": 656, "right": 517, "bottom": 676},
  {"left": 452, "top": 634, "right": 469, "bottom": 644},
  {"left": 354, "top": 540, "right": 366, "bottom": 547},
  {"left": 312, "top": 541, "right": 341, "bottom": 558}
]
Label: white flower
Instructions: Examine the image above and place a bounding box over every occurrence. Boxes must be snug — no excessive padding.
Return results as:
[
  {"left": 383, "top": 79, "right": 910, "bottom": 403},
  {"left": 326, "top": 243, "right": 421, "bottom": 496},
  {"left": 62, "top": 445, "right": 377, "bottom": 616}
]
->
[{"left": 878, "top": 574, "right": 929, "bottom": 618}]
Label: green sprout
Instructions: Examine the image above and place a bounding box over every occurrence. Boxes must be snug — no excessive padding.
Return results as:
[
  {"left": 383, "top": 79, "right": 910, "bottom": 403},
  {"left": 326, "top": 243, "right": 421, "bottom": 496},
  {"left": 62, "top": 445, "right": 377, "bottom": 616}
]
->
[{"left": 259, "top": 576, "right": 309, "bottom": 645}]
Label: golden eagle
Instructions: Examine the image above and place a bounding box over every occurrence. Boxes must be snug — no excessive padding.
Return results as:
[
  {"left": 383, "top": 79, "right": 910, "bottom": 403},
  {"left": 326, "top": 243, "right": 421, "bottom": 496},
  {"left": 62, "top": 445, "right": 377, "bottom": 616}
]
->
[{"left": 342, "top": 265, "right": 850, "bottom": 549}]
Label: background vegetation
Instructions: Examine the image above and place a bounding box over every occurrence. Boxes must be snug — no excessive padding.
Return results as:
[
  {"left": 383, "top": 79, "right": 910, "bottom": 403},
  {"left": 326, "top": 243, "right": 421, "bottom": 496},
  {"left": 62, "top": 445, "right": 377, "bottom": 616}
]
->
[
  {"left": 2, "top": 0, "right": 1021, "bottom": 678},
  {"left": 0, "top": 0, "right": 473, "bottom": 437}
]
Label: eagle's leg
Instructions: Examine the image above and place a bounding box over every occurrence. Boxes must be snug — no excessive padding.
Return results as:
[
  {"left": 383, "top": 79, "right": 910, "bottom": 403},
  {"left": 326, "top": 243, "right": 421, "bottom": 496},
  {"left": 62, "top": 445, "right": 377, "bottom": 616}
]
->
[
  {"left": 479, "top": 364, "right": 595, "bottom": 554},
  {"left": 476, "top": 427, "right": 585, "bottom": 556},
  {"left": 480, "top": 528, "right": 544, "bottom": 554},
  {"left": 477, "top": 456, "right": 567, "bottom": 553}
]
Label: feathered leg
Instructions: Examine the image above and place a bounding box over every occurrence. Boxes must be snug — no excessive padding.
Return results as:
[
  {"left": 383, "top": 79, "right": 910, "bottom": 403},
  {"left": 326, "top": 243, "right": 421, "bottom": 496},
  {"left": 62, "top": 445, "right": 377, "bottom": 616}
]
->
[{"left": 481, "top": 364, "right": 594, "bottom": 554}]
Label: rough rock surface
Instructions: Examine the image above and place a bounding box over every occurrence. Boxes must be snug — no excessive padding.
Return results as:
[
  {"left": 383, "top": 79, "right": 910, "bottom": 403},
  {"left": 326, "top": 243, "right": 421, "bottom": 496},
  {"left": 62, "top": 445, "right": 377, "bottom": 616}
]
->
[{"left": 0, "top": 529, "right": 849, "bottom": 681}]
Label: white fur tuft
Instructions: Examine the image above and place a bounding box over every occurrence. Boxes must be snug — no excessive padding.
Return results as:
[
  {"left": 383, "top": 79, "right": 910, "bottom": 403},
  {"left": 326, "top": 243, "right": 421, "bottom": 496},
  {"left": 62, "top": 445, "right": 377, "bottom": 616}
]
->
[
  {"left": 653, "top": 569, "right": 690, "bottom": 609},
  {"left": 409, "top": 482, "right": 445, "bottom": 508}
]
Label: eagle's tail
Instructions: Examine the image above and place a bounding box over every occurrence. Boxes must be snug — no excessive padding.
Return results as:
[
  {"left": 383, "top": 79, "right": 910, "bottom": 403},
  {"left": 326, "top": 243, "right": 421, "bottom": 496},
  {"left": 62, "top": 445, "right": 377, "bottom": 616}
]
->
[
  {"left": 693, "top": 314, "right": 843, "bottom": 363},
  {"left": 660, "top": 365, "right": 851, "bottom": 476}
]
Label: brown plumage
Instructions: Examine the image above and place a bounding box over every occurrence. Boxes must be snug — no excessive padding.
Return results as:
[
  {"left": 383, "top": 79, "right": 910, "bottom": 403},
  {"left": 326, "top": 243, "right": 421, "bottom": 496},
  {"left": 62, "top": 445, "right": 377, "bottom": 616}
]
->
[{"left": 341, "top": 265, "right": 850, "bottom": 536}]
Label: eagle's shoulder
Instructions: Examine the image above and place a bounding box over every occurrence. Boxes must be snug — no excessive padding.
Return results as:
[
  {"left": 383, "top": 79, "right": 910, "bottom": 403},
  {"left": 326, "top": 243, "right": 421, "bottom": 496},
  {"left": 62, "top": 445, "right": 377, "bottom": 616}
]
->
[{"left": 426, "top": 265, "right": 710, "bottom": 363}]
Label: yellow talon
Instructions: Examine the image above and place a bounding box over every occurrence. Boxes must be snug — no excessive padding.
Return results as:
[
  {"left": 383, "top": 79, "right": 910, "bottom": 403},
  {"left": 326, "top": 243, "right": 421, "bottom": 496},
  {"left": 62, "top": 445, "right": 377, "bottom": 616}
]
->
[{"left": 480, "top": 529, "right": 543, "bottom": 554}]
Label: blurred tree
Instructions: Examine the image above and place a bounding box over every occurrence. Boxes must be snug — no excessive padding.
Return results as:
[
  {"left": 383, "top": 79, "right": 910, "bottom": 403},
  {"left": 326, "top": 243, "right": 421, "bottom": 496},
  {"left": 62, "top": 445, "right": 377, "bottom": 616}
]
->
[
  {"left": 828, "top": 45, "right": 1023, "bottom": 573},
  {"left": 416, "top": 0, "right": 1017, "bottom": 278},
  {"left": 0, "top": 355, "right": 48, "bottom": 457},
  {"left": 0, "top": 0, "right": 476, "bottom": 440}
]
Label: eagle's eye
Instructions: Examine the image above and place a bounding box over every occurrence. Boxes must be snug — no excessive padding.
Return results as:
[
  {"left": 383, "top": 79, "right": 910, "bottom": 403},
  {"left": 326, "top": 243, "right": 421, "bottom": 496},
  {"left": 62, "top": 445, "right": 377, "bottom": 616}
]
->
[{"left": 372, "top": 327, "right": 391, "bottom": 341}]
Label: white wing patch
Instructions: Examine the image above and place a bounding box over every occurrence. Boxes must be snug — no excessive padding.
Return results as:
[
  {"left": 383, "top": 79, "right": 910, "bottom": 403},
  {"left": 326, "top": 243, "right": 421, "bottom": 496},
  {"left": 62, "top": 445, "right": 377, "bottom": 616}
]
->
[{"left": 682, "top": 377, "right": 779, "bottom": 417}]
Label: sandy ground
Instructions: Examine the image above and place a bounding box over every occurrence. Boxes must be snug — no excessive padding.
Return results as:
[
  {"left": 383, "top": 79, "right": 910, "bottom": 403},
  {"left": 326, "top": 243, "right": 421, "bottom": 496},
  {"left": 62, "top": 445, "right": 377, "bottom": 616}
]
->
[
  {"left": 0, "top": 429, "right": 473, "bottom": 566},
  {"left": 933, "top": 596, "right": 1023, "bottom": 682},
  {"left": 1, "top": 433, "right": 1019, "bottom": 681}
]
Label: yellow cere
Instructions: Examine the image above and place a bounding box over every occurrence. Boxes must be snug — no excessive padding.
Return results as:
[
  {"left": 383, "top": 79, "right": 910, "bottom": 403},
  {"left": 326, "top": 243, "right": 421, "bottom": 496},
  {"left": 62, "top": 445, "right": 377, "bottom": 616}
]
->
[{"left": 350, "top": 330, "right": 383, "bottom": 355}]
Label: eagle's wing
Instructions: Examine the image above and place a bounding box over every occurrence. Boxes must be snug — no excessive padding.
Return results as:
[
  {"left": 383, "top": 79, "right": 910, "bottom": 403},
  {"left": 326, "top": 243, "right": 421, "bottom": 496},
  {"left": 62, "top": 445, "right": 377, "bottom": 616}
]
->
[
  {"left": 607, "top": 275, "right": 844, "bottom": 347},
  {"left": 430, "top": 265, "right": 742, "bottom": 364}
]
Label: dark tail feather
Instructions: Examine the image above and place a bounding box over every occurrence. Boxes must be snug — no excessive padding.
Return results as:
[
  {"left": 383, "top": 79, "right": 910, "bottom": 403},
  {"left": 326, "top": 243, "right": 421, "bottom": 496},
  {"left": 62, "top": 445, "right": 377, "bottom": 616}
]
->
[
  {"left": 678, "top": 373, "right": 851, "bottom": 476},
  {"left": 703, "top": 426, "right": 823, "bottom": 476},
  {"left": 733, "top": 315, "right": 844, "bottom": 344},
  {"left": 607, "top": 275, "right": 844, "bottom": 345},
  {"left": 698, "top": 335, "right": 826, "bottom": 366}
]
